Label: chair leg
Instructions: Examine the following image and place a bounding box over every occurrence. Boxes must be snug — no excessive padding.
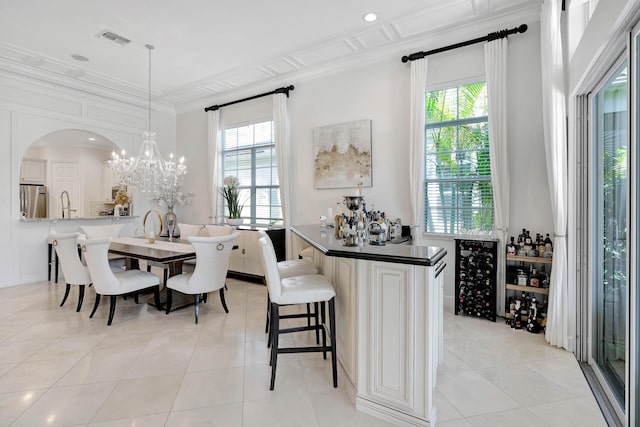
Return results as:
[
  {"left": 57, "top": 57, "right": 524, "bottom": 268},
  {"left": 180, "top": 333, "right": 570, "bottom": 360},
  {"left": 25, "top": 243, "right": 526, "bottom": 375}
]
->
[
  {"left": 314, "top": 302, "right": 320, "bottom": 344},
  {"left": 321, "top": 301, "right": 327, "bottom": 360},
  {"left": 194, "top": 294, "right": 200, "bottom": 324},
  {"left": 307, "top": 303, "right": 311, "bottom": 327},
  {"left": 153, "top": 285, "right": 162, "bottom": 311},
  {"left": 165, "top": 289, "right": 173, "bottom": 315},
  {"left": 90, "top": 294, "right": 101, "bottom": 318},
  {"left": 76, "top": 285, "right": 85, "bottom": 312},
  {"left": 219, "top": 288, "right": 229, "bottom": 313},
  {"left": 163, "top": 269, "right": 168, "bottom": 290},
  {"left": 60, "top": 284, "right": 71, "bottom": 307},
  {"left": 329, "top": 297, "right": 338, "bottom": 388},
  {"left": 203, "top": 292, "right": 208, "bottom": 303},
  {"left": 269, "top": 302, "right": 280, "bottom": 390},
  {"left": 265, "top": 295, "right": 271, "bottom": 333},
  {"left": 48, "top": 243, "right": 52, "bottom": 282},
  {"left": 134, "top": 293, "right": 139, "bottom": 304},
  {"left": 107, "top": 295, "right": 117, "bottom": 326}
]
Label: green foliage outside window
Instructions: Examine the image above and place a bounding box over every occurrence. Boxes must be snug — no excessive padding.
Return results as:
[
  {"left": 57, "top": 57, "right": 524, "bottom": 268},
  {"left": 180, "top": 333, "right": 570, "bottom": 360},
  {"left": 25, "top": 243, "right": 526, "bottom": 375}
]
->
[{"left": 424, "top": 82, "right": 494, "bottom": 234}]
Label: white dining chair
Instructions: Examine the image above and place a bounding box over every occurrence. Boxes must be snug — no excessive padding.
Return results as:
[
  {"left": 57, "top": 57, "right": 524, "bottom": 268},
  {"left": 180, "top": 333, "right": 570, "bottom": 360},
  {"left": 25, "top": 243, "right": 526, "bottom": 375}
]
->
[
  {"left": 79, "top": 224, "right": 127, "bottom": 271},
  {"left": 49, "top": 232, "right": 92, "bottom": 312},
  {"left": 78, "top": 236, "right": 162, "bottom": 325},
  {"left": 165, "top": 232, "right": 240, "bottom": 324},
  {"left": 204, "top": 224, "right": 234, "bottom": 237},
  {"left": 175, "top": 223, "right": 209, "bottom": 274},
  {"left": 177, "top": 223, "right": 206, "bottom": 238},
  {"left": 258, "top": 236, "right": 337, "bottom": 391}
]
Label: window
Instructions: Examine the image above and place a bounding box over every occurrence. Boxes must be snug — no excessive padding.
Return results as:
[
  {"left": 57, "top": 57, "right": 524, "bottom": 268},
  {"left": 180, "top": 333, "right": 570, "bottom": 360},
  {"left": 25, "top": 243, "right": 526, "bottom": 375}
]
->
[
  {"left": 221, "top": 120, "right": 281, "bottom": 225},
  {"left": 424, "top": 82, "right": 493, "bottom": 234}
]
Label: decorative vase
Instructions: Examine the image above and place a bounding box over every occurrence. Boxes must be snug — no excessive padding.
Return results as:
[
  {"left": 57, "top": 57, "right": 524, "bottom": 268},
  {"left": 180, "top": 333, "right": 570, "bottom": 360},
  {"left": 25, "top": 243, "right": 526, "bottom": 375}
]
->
[
  {"left": 165, "top": 206, "right": 177, "bottom": 241},
  {"left": 227, "top": 218, "right": 243, "bottom": 226}
]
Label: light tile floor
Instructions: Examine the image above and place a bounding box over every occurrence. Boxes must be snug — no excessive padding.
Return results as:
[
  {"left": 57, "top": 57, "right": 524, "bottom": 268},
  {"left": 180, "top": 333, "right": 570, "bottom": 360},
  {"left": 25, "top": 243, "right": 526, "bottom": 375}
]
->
[{"left": 0, "top": 279, "right": 606, "bottom": 426}]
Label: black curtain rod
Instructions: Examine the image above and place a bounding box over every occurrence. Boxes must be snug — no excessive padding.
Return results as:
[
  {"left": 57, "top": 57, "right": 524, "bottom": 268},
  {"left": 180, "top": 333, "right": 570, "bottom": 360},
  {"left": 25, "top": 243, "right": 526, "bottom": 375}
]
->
[
  {"left": 204, "top": 85, "right": 295, "bottom": 112},
  {"left": 401, "top": 24, "right": 528, "bottom": 63}
]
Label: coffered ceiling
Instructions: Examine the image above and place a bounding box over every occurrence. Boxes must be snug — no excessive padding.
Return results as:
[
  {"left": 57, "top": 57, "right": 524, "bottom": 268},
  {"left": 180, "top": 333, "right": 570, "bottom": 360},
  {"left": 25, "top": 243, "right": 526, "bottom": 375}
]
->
[{"left": 0, "top": 0, "right": 540, "bottom": 112}]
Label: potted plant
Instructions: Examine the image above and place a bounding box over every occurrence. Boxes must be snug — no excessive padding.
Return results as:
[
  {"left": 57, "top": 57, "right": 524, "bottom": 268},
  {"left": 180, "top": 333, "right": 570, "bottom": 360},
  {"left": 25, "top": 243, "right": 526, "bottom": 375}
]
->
[{"left": 221, "top": 176, "right": 245, "bottom": 225}]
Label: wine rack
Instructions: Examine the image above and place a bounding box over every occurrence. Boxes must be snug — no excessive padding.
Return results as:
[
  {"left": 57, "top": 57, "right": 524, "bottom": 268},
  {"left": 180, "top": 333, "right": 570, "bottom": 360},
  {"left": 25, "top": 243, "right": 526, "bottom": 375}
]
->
[{"left": 454, "top": 238, "right": 498, "bottom": 322}]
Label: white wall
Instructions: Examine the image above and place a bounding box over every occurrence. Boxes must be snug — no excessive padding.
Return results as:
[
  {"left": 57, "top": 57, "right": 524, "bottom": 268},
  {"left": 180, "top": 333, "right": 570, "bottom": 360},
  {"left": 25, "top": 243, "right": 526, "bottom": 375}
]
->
[
  {"left": 176, "top": 20, "right": 552, "bottom": 312},
  {"left": 0, "top": 72, "right": 177, "bottom": 287}
]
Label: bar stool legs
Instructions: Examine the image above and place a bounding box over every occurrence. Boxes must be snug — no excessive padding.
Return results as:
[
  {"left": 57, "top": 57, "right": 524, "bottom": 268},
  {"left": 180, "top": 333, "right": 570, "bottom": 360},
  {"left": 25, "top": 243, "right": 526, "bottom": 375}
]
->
[{"left": 268, "top": 297, "right": 337, "bottom": 391}]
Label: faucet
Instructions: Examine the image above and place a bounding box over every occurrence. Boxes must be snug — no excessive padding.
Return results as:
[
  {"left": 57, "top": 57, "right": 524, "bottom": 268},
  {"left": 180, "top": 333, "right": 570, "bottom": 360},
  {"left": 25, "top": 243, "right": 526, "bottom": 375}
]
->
[{"left": 60, "top": 190, "right": 76, "bottom": 218}]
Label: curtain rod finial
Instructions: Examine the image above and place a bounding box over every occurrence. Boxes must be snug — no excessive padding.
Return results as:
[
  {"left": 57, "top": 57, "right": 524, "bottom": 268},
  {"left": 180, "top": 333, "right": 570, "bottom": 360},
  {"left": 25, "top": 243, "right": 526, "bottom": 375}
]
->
[{"left": 518, "top": 24, "right": 528, "bottom": 33}]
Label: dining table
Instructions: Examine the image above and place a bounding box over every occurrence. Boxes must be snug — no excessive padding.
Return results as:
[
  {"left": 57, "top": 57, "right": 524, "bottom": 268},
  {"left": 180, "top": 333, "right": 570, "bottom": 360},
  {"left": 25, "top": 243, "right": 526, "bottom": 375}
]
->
[
  {"left": 109, "top": 236, "right": 196, "bottom": 275},
  {"left": 109, "top": 236, "right": 197, "bottom": 311}
]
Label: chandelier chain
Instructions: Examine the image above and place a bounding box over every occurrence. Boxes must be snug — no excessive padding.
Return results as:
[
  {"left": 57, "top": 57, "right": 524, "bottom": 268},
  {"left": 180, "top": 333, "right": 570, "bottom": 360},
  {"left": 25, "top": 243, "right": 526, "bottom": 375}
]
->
[{"left": 145, "top": 44, "right": 154, "bottom": 131}]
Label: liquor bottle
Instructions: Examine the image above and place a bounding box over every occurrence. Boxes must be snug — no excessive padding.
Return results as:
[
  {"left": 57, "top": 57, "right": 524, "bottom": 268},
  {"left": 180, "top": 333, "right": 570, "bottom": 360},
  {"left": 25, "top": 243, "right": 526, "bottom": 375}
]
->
[
  {"left": 529, "top": 268, "right": 541, "bottom": 287},
  {"left": 334, "top": 203, "right": 342, "bottom": 238},
  {"left": 537, "top": 234, "right": 546, "bottom": 257},
  {"left": 517, "top": 269, "right": 528, "bottom": 286},
  {"left": 524, "top": 230, "right": 532, "bottom": 248},
  {"left": 544, "top": 233, "right": 553, "bottom": 256},
  {"left": 540, "top": 265, "right": 550, "bottom": 288},
  {"left": 507, "top": 236, "right": 517, "bottom": 255},
  {"left": 518, "top": 228, "right": 526, "bottom": 248}
]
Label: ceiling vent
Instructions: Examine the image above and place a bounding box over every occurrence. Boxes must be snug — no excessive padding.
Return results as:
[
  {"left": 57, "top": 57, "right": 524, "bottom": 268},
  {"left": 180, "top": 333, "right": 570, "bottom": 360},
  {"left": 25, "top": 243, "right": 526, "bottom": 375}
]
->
[{"left": 95, "top": 29, "right": 131, "bottom": 46}]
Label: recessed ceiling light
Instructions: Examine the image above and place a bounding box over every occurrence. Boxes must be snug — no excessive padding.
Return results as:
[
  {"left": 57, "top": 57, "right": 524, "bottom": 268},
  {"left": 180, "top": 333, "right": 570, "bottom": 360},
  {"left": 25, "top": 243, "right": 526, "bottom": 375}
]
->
[
  {"left": 88, "top": 137, "right": 96, "bottom": 141},
  {"left": 71, "top": 54, "right": 89, "bottom": 62},
  {"left": 363, "top": 12, "right": 377, "bottom": 23}
]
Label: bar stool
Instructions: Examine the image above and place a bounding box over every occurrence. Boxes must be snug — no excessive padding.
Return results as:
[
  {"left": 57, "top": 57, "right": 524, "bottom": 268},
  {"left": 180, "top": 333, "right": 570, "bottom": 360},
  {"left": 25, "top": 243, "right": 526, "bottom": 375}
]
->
[
  {"left": 258, "top": 231, "right": 319, "bottom": 345},
  {"left": 257, "top": 236, "right": 337, "bottom": 390}
]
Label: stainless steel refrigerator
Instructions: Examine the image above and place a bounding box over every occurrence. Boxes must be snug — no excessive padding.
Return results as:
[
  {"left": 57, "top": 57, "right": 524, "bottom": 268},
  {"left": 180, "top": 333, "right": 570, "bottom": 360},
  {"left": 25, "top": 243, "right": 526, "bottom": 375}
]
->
[{"left": 20, "top": 184, "right": 48, "bottom": 218}]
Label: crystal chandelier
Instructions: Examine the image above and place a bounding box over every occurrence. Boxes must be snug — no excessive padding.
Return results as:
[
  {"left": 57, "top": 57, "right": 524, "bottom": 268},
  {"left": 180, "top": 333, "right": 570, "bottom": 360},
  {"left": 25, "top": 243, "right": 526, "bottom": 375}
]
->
[{"left": 109, "top": 44, "right": 187, "bottom": 195}]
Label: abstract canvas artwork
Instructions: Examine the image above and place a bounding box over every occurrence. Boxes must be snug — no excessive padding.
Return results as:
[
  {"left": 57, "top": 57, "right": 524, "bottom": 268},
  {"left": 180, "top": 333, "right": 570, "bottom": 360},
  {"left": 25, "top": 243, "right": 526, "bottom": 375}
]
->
[{"left": 313, "top": 119, "right": 372, "bottom": 189}]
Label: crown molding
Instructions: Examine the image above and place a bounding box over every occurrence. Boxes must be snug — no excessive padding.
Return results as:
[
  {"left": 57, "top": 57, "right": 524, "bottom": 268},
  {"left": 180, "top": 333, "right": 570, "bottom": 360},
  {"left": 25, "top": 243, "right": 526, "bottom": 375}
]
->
[{"left": 176, "top": 1, "right": 542, "bottom": 114}]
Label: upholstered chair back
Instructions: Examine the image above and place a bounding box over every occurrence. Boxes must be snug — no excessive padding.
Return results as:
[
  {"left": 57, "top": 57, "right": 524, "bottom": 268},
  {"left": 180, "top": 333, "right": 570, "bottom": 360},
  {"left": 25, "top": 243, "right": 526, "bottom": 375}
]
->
[
  {"left": 78, "top": 237, "right": 120, "bottom": 294},
  {"left": 187, "top": 233, "right": 240, "bottom": 293},
  {"left": 258, "top": 236, "right": 283, "bottom": 303},
  {"left": 49, "top": 232, "right": 91, "bottom": 285},
  {"left": 177, "top": 223, "right": 205, "bottom": 239},
  {"left": 79, "top": 224, "right": 124, "bottom": 238},
  {"left": 204, "top": 224, "right": 234, "bottom": 237}
]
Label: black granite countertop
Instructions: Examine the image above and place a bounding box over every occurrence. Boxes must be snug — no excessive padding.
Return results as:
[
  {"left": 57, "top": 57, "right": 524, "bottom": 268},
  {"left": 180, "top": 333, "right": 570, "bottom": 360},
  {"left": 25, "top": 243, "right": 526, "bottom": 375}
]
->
[{"left": 291, "top": 224, "right": 447, "bottom": 267}]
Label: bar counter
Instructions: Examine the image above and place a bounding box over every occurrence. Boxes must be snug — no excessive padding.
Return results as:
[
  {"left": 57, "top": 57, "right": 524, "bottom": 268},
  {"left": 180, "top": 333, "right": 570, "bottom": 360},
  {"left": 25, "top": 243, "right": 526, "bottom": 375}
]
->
[
  {"left": 290, "top": 224, "right": 446, "bottom": 266},
  {"left": 290, "top": 224, "right": 446, "bottom": 427}
]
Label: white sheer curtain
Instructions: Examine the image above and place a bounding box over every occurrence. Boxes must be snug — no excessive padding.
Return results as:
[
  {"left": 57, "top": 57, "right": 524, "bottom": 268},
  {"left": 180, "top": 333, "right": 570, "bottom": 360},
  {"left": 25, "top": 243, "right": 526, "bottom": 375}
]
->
[
  {"left": 541, "top": 0, "right": 569, "bottom": 350},
  {"left": 273, "top": 93, "right": 292, "bottom": 259},
  {"left": 409, "top": 58, "right": 428, "bottom": 238},
  {"left": 484, "top": 38, "right": 510, "bottom": 317},
  {"left": 207, "top": 110, "right": 222, "bottom": 223}
]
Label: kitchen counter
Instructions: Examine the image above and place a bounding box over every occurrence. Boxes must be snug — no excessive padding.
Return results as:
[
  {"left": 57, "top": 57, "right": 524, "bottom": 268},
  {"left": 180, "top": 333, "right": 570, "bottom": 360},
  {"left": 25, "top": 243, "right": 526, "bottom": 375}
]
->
[
  {"left": 21, "top": 215, "right": 138, "bottom": 222},
  {"left": 290, "top": 224, "right": 446, "bottom": 266}
]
